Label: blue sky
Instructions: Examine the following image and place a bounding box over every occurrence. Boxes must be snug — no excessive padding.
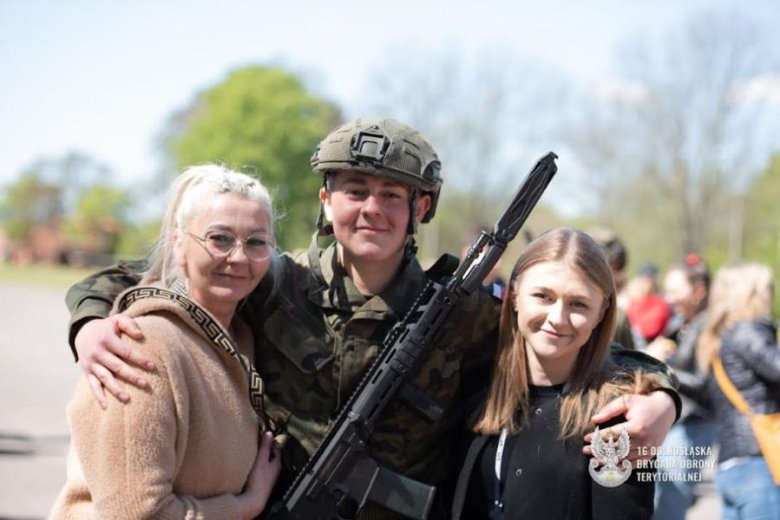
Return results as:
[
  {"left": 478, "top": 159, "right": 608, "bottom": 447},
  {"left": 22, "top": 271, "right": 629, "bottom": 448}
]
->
[{"left": 1, "top": 0, "right": 778, "bottom": 189}]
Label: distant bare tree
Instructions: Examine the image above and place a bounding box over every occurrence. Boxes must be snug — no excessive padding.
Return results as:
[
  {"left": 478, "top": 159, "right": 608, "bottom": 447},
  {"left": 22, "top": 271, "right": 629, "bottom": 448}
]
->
[
  {"left": 568, "top": 11, "right": 778, "bottom": 257},
  {"left": 362, "top": 46, "right": 569, "bottom": 257},
  {"left": 25, "top": 152, "right": 114, "bottom": 215},
  {"left": 562, "top": 106, "right": 633, "bottom": 227}
]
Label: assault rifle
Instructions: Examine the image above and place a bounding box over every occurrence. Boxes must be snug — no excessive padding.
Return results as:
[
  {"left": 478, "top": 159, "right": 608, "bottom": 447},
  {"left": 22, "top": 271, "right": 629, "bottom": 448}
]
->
[{"left": 268, "top": 152, "right": 558, "bottom": 520}]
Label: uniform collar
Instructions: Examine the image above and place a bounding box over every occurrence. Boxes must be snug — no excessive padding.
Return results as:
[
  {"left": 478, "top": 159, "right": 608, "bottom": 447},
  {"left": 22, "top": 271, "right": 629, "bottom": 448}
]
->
[{"left": 304, "top": 230, "right": 429, "bottom": 319}]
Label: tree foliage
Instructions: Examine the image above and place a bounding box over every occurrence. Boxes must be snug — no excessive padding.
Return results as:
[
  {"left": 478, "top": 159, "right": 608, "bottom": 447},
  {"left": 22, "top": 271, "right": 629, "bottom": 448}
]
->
[
  {"left": 65, "top": 184, "right": 133, "bottom": 254},
  {"left": 115, "top": 220, "right": 162, "bottom": 259},
  {"left": 75, "top": 185, "right": 130, "bottom": 222},
  {"left": 162, "top": 66, "right": 341, "bottom": 249},
  {"left": 0, "top": 152, "right": 133, "bottom": 256},
  {"left": 743, "top": 154, "right": 780, "bottom": 272},
  {"left": 29, "top": 151, "right": 113, "bottom": 214},
  {"left": 0, "top": 172, "right": 63, "bottom": 240}
]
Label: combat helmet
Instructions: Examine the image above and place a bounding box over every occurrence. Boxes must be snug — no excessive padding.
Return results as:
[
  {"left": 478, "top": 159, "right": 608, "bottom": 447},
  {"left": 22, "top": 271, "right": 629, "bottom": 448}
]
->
[{"left": 311, "top": 118, "right": 442, "bottom": 233}]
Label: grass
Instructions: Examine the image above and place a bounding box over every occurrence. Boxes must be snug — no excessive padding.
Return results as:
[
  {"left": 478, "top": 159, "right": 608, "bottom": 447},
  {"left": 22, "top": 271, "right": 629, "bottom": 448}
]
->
[{"left": 0, "top": 263, "right": 98, "bottom": 290}]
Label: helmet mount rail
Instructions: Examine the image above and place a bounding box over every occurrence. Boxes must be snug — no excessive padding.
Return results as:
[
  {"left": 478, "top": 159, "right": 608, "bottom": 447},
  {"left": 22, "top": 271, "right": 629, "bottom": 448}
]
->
[{"left": 350, "top": 127, "right": 390, "bottom": 166}]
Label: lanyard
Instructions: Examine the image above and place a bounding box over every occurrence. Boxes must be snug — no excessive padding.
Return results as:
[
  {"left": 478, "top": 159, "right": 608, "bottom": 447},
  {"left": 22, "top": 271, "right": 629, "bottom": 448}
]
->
[
  {"left": 491, "top": 381, "right": 570, "bottom": 519},
  {"left": 493, "top": 427, "right": 509, "bottom": 518}
]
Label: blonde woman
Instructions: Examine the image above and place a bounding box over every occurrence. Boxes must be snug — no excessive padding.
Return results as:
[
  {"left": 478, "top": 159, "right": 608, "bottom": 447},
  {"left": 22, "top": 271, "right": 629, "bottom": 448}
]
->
[
  {"left": 699, "top": 262, "right": 780, "bottom": 519},
  {"left": 453, "top": 228, "right": 663, "bottom": 520},
  {"left": 51, "top": 165, "right": 281, "bottom": 519}
]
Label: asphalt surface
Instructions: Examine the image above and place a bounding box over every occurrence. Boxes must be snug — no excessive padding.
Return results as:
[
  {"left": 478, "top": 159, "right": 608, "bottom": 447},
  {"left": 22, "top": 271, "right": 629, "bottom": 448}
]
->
[
  {"left": 0, "top": 283, "right": 79, "bottom": 519},
  {"left": 0, "top": 281, "right": 721, "bottom": 519}
]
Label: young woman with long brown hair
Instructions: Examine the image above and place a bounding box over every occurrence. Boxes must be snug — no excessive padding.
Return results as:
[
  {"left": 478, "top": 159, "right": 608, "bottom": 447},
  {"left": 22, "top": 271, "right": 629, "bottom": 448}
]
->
[{"left": 453, "top": 228, "right": 662, "bottom": 519}]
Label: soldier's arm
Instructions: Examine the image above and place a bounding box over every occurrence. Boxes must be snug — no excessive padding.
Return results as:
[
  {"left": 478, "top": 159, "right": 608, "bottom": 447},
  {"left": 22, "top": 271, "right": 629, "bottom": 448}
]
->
[
  {"left": 609, "top": 347, "right": 682, "bottom": 419},
  {"left": 459, "top": 289, "right": 501, "bottom": 410},
  {"left": 66, "top": 260, "right": 152, "bottom": 408},
  {"left": 584, "top": 347, "right": 681, "bottom": 465},
  {"left": 67, "top": 260, "right": 147, "bottom": 349}
]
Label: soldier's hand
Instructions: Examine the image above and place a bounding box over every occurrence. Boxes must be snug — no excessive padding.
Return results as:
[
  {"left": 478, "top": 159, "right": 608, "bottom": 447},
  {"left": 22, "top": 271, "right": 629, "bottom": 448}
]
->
[
  {"left": 583, "top": 391, "right": 675, "bottom": 468},
  {"left": 75, "top": 315, "right": 151, "bottom": 409}
]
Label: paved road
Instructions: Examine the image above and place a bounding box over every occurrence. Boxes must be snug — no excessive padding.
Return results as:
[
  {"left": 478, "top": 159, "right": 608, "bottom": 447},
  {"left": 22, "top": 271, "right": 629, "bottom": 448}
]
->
[
  {"left": 0, "top": 283, "right": 79, "bottom": 519},
  {"left": 0, "top": 282, "right": 722, "bottom": 519}
]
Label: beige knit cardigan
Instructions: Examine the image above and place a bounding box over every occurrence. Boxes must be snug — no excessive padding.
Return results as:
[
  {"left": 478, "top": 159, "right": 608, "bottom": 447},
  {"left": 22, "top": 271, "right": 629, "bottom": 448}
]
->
[{"left": 50, "top": 286, "right": 261, "bottom": 519}]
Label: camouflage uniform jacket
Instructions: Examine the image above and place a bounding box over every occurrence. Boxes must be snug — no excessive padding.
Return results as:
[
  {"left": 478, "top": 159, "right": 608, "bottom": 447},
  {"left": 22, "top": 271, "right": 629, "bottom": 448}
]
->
[{"left": 243, "top": 234, "right": 501, "bottom": 488}]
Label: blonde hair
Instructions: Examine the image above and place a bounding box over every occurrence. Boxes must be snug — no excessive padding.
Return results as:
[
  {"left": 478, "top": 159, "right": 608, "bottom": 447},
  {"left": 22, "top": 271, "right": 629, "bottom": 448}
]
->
[
  {"left": 697, "top": 262, "right": 775, "bottom": 372},
  {"left": 475, "top": 228, "right": 653, "bottom": 438},
  {"left": 143, "top": 165, "right": 275, "bottom": 286}
]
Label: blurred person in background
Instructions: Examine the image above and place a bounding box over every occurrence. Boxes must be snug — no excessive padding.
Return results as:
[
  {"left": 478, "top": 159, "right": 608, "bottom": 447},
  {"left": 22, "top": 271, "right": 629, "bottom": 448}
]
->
[
  {"left": 625, "top": 264, "right": 672, "bottom": 349},
  {"left": 646, "top": 254, "right": 716, "bottom": 520},
  {"left": 588, "top": 227, "right": 636, "bottom": 350},
  {"left": 50, "top": 166, "right": 281, "bottom": 519},
  {"left": 700, "top": 262, "right": 780, "bottom": 519}
]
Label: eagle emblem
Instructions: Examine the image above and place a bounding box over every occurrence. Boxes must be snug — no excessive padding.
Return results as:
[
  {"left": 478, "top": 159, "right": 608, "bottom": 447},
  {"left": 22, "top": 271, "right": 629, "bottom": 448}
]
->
[{"left": 588, "top": 426, "right": 632, "bottom": 487}]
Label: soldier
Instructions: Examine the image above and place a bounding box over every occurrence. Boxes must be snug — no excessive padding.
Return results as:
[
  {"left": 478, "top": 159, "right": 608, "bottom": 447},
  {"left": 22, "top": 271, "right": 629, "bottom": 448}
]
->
[{"left": 66, "top": 118, "right": 679, "bottom": 519}]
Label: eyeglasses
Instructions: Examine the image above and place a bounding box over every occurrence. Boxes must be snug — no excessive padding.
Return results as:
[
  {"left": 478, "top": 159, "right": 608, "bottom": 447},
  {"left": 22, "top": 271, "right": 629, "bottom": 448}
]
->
[{"left": 188, "top": 230, "right": 274, "bottom": 261}]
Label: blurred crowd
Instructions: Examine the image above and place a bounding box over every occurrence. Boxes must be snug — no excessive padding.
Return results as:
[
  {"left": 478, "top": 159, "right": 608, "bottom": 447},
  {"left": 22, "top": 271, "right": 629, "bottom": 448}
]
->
[{"left": 586, "top": 229, "right": 779, "bottom": 519}]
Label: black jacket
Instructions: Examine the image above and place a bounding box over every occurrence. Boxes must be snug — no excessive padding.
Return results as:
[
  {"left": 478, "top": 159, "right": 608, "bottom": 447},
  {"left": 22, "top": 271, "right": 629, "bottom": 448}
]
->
[
  {"left": 667, "top": 313, "right": 712, "bottom": 422},
  {"left": 709, "top": 318, "right": 780, "bottom": 463},
  {"left": 452, "top": 386, "right": 654, "bottom": 520}
]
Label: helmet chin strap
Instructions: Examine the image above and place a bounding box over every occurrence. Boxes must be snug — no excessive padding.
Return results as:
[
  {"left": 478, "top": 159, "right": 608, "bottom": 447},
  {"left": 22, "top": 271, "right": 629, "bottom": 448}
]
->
[
  {"left": 315, "top": 204, "right": 325, "bottom": 230},
  {"left": 405, "top": 189, "right": 419, "bottom": 258},
  {"left": 407, "top": 189, "right": 418, "bottom": 235},
  {"left": 315, "top": 176, "right": 328, "bottom": 229},
  {"left": 405, "top": 236, "right": 418, "bottom": 258}
]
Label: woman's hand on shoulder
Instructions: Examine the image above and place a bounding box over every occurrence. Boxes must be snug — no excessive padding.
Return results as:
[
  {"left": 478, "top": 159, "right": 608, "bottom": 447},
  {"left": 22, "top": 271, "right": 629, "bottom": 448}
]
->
[
  {"left": 75, "top": 314, "right": 153, "bottom": 409},
  {"left": 237, "top": 431, "right": 282, "bottom": 519}
]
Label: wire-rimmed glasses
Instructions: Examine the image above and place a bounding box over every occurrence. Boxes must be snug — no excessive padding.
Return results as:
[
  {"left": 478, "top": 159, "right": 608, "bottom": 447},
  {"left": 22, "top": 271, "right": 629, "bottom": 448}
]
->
[{"left": 188, "top": 230, "right": 274, "bottom": 261}]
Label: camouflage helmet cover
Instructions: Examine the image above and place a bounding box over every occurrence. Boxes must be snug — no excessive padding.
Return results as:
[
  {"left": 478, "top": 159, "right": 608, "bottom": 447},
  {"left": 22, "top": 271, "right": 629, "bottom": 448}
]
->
[{"left": 311, "top": 118, "right": 442, "bottom": 223}]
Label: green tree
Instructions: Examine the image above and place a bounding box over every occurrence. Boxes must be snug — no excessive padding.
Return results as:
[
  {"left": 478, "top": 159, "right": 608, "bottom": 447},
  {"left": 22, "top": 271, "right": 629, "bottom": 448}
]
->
[
  {"left": 75, "top": 185, "right": 131, "bottom": 223},
  {"left": 26, "top": 151, "right": 113, "bottom": 213},
  {"left": 0, "top": 172, "right": 63, "bottom": 240},
  {"left": 115, "top": 220, "right": 162, "bottom": 258},
  {"left": 744, "top": 154, "right": 780, "bottom": 272},
  {"left": 66, "top": 185, "right": 133, "bottom": 254},
  {"left": 0, "top": 152, "right": 138, "bottom": 262},
  {"left": 162, "top": 66, "right": 341, "bottom": 249}
]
